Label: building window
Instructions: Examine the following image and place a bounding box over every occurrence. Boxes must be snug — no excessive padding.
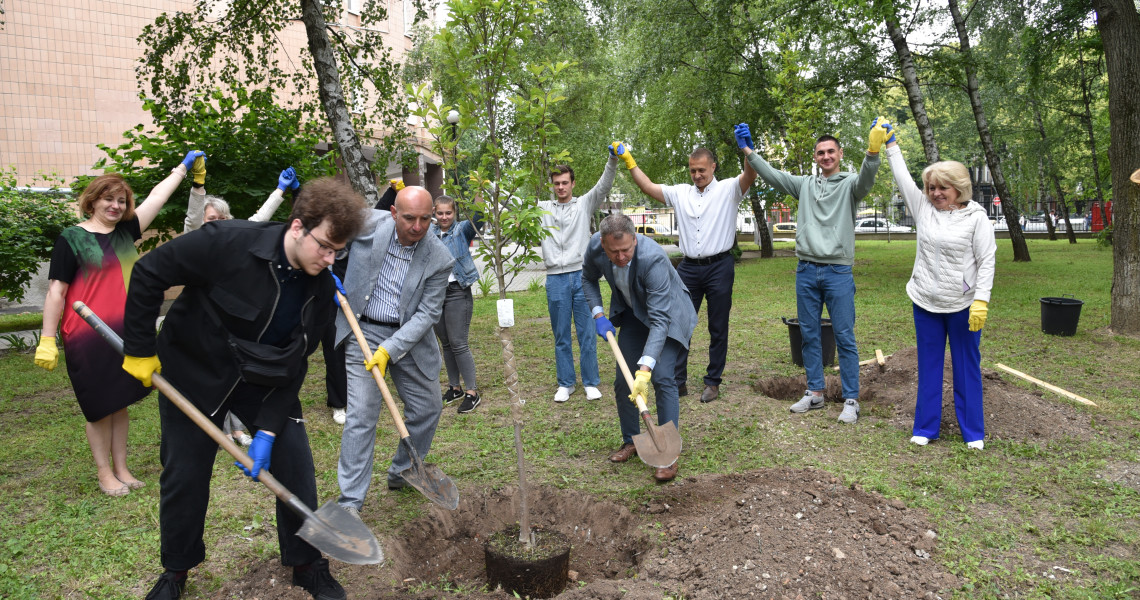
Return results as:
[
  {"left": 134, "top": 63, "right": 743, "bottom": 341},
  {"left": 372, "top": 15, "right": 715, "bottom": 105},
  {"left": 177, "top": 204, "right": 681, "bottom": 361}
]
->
[
  {"left": 347, "top": 0, "right": 361, "bottom": 15},
  {"left": 403, "top": 0, "right": 416, "bottom": 36}
]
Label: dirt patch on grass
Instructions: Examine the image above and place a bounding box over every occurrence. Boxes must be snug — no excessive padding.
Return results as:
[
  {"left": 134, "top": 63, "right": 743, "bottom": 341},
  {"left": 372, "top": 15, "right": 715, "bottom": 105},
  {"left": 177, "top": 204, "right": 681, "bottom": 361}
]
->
[
  {"left": 214, "top": 469, "right": 957, "bottom": 599},
  {"left": 752, "top": 346, "right": 1097, "bottom": 443}
]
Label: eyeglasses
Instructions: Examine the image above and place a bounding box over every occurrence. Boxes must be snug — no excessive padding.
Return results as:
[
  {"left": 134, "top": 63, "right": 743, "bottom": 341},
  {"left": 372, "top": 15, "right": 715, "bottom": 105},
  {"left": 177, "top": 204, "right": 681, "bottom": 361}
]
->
[{"left": 304, "top": 228, "right": 348, "bottom": 260}]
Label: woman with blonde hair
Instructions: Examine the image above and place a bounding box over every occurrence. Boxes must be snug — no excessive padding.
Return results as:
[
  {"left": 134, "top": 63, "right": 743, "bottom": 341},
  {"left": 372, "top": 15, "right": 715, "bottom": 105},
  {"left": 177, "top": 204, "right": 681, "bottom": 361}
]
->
[
  {"left": 34, "top": 151, "right": 202, "bottom": 496},
  {"left": 880, "top": 124, "right": 996, "bottom": 450}
]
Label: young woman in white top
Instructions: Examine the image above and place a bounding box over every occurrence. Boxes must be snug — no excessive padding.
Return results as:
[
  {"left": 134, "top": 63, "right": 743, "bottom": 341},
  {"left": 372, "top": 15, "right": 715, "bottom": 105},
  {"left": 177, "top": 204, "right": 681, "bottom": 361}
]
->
[{"left": 881, "top": 123, "right": 996, "bottom": 450}]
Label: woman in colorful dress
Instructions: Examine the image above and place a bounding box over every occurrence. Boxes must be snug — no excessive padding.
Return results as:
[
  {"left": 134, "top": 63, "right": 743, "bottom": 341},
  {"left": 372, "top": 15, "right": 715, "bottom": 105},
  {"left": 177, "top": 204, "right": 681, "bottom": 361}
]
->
[{"left": 33, "top": 151, "right": 202, "bottom": 496}]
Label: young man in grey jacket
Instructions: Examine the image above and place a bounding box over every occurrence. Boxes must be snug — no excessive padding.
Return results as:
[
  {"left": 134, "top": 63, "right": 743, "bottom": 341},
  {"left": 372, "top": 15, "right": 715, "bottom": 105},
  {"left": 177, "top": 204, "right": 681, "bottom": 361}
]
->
[
  {"left": 734, "top": 122, "right": 882, "bottom": 424},
  {"left": 539, "top": 152, "right": 618, "bottom": 403}
]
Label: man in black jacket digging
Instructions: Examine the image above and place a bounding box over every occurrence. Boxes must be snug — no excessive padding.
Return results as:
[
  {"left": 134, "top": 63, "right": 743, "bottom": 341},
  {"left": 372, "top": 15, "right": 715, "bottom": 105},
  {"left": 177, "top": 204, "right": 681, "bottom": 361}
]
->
[{"left": 122, "top": 178, "right": 369, "bottom": 600}]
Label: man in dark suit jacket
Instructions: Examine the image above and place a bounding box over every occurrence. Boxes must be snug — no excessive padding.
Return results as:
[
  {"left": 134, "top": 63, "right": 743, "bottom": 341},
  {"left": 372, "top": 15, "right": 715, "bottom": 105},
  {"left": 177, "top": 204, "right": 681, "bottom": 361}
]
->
[
  {"left": 583, "top": 214, "right": 698, "bottom": 482},
  {"left": 334, "top": 186, "right": 454, "bottom": 515}
]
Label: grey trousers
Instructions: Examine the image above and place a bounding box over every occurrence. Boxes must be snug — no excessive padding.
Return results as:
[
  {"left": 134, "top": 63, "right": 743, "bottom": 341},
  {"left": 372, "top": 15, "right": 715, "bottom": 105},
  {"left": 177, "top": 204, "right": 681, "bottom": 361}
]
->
[
  {"left": 337, "top": 322, "right": 441, "bottom": 510},
  {"left": 433, "top": 282, "right": 477, "bottom": 391}
]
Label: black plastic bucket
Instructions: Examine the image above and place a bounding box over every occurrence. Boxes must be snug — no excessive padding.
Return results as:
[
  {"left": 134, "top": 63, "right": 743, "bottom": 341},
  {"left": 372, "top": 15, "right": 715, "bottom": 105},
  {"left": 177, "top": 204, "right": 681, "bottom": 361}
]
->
[
  {"left": 1040, "top": 295, "right": 1083, "bottom": 336},
  {"left": 782, "top": 317, "right": 835, "bottom": 367}
]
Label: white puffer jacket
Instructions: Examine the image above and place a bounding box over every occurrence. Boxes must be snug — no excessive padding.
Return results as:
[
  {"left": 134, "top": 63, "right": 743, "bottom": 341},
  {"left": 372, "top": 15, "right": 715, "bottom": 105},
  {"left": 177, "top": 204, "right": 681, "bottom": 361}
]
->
[{"left": 886, "top": 145, "right": 996, "bottom": 313}]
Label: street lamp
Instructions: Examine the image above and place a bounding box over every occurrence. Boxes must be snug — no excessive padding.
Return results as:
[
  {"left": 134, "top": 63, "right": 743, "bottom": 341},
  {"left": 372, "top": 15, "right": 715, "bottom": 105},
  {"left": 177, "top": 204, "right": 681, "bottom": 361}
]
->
[{"left": 446, "top": 109, "right": 460, "bottom": 187}]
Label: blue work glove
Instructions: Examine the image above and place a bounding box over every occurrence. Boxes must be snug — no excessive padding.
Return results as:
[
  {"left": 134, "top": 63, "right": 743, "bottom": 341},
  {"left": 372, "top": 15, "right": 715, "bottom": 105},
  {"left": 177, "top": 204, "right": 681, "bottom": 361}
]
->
[
  {"left": 278, "top": 167, "right": 299, "bottom": 191},
  {"left": 181, "top": 150, "right": 205, "bottom": 171},
  {"left": 734, "top": 123, "right": 754, "bottom": 150},
  {"left": 881, "top": 120, "right": 896, "bottom": 145},
  {"left": 330, "top": 271, "right": 347, "bottom": 305},
  {"left": 594, "top": 315, "right": 617, "bottom": 340},
  {"left": 235, "top": 430, "right": 275, "bottom": 481}
]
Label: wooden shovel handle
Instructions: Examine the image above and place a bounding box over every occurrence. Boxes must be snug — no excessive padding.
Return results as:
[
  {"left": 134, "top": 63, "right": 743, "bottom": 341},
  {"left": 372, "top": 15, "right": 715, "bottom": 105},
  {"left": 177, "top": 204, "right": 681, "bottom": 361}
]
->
[
  {"left": 604, "top": 331, "right": 651, "bottom": 414},
  {"left": 335, "top": 292, "right": 412, "bottom": 439}
]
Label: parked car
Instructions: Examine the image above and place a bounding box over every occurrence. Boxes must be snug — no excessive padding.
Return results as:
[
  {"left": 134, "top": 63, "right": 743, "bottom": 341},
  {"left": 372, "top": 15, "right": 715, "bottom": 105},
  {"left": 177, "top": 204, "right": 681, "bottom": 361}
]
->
[
  {"left": 636, "top": 224, "right": 673, "bottom": 236},
  {"left": 853, "top": 218, "right": 910, "bottom": 233},
  {"left": 772, "top": 222, "right": 797, "bottom": 233}
]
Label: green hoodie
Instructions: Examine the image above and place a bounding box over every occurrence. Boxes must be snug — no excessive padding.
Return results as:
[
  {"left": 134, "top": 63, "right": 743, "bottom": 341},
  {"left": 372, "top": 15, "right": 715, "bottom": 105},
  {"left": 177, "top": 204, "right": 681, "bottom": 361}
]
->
[{"left": 746, "top": 151, "right": 881, "bottom": 265}]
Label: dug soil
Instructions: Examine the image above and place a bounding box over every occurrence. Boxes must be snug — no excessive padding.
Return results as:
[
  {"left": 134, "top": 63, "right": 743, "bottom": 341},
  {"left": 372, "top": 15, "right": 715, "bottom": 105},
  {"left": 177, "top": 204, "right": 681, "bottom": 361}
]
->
[{"left": 214, "top": 345, "right": 1093, "bottom": 599}]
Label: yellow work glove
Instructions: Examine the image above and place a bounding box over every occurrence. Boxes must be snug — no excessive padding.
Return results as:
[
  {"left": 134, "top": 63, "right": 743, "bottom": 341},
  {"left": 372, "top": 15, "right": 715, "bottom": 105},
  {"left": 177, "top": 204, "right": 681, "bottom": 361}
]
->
[
  {"left": 867, "top": 117, "right": 890, "bottom": 154},
  {"left": 122, "top": 355, "right": 162, "bottom": 387},
  {"left": 388, "top": 179, "right": 405, "bottom": 191},
  {"left": 968, "top": 300, "right": 988, "bottom": 332},
  {"left": 364, "top": 346, "right": 390, "bottom": 376},
  {"left": 629, "top": 369, "right": 652, "bottom": 404},
  {"left": 191, "top": 155, "right": 207, "bottom": 186},
  {"left": 34, "top": 335, "right": 59, "bottom": 371},
  {"left": 609, "top": 142, "right": 637, "bottom": 170}
]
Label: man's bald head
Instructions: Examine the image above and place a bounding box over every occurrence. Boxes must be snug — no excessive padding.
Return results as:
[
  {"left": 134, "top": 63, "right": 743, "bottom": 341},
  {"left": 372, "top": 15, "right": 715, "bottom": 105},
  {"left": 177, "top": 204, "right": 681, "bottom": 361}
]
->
[{"left": 391, "top": 185, "right": 434, "bottom": 246}]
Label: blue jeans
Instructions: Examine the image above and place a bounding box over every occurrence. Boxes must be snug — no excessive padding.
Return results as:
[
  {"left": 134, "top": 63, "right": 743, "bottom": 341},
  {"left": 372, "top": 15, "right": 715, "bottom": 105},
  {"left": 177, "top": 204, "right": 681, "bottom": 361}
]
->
[
  {"left": 613, "top": 316, "right": 682, "bottom": 444},
  {"left": 913, "top": 304, "right": 984, "bottom": 443},
  {"left": 796, "top": 261, "right": 858, "bottom": 399},
  {"left": 546, "top": 271, "right": 599, "bottom": 388}
]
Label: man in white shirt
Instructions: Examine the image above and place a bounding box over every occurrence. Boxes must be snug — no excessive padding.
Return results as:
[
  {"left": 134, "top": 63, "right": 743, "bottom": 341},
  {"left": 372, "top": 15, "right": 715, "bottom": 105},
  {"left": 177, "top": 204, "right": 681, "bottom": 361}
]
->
[
  {"left": 613, "top": 142, "right": 757, "bottom": 403},
  {"left": 537, "top": 154, "right": 618, "bottom": 403}
]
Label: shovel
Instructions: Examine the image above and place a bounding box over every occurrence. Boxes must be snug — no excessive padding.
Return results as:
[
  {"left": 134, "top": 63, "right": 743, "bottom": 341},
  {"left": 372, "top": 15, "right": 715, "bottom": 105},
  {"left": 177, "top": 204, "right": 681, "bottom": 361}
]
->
[
  {"left": 335, "top": 292, "right": 460, "bottom": 510},
  {"left": 71, "top": 301, "right": 383, "bottom": 565},
  {"left": 603, "top": 331, "right": 682, "bottom": 468}
]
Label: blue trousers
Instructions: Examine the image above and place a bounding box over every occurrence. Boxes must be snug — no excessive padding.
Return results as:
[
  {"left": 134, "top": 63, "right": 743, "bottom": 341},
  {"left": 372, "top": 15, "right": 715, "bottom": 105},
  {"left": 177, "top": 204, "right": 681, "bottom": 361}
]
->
[
  {"left": 796, "top": 261, "right": 859, "bottom": 398},
  {"left": 913, "top": 303, "right": 985, "bottom": 443},
  {"left": 613, "top": 316, "right": 683, "bottom": 444},
  {"left": 546, "top": 271, "right": 600, "bottom": 387}
]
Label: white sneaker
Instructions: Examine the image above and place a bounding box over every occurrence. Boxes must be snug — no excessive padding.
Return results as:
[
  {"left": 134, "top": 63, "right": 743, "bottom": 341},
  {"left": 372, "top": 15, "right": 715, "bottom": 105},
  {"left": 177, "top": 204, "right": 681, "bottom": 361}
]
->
[
  {"left": 584, "top": 386, "right": 602, "bottom": 400},
  {"left": 237, "top": 432, "right": 253, "bottom": 447},
  {"left": 909, "top": 436, "right": 930, "bottom": 446},
  {"left": 332, "top": 408, "right": 346, "bottom": 425},
  {"left": 966, "top": 440, "right": 984, "bottom": 450},
  {"left": 553, "top": 386, "right": 574, "bottom": 403},
  {"left": 837, "top": 399, "right": 860, "bottom": 424}
]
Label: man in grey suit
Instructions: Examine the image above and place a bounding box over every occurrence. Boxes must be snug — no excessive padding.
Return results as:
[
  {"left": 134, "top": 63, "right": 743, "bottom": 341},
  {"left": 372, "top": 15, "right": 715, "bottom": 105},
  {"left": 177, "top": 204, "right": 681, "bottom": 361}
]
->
[
  {"left": 334, "top": 186, "right": 454, "bottom": 514},
  {"left": 583, "top": 214, "right": 698, "bottom": 482}
]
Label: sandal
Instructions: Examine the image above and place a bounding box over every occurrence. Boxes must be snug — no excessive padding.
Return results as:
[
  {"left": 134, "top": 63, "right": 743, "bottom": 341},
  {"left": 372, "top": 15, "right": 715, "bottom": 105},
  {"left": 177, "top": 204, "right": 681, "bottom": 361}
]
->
[{"left": 98, "top": 480, "right": 130, "bottom": 497}]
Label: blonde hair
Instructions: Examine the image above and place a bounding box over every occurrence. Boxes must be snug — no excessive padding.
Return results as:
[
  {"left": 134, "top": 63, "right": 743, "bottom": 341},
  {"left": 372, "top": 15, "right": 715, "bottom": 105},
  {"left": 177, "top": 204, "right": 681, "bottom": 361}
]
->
[
  {"left": 203, "top": 195, "right": 232, "bottom": 220},
  {"left": 922, "top": 161, "right": 972, "bottom": 206}
]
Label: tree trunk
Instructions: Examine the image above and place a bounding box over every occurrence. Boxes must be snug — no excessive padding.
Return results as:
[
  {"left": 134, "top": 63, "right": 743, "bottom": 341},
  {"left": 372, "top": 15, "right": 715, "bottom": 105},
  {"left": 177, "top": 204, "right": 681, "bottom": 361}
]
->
[
  {"left": 1077, "top": 44, "right": 1111, "bottom": 230},
  {"left": 947, "top": 0, "right": 1030, "bottom": 261},
  {"left": 1031, "top": 101, "right": 1077, "bottom": 243},
  {"left": 738, "top": 155, "right": 772, "bottom": 257},
  {"left": 885, "top": 16, "right": 940, "bottom": 164},
  {"left": 300, "top": 0, "right": 379, "bottom": 206},
  {"left": 1091, "top": 0, "right": 1140, "bottom": 335}
]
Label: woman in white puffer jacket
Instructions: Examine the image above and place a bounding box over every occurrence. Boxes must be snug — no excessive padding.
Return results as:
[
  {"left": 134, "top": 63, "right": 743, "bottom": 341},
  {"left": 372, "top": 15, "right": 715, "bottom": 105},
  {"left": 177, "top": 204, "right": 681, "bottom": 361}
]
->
[{"left": 882, "top": 127, "right": 996, "bottom": 450}]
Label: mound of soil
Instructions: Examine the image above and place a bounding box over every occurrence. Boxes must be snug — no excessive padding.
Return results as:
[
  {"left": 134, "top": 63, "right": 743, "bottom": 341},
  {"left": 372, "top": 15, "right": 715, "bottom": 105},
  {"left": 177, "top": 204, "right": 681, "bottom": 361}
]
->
[
  {"left": 215, "top": 470, "right": 957, "bottom": 599},
  {"left": 753, "top": 346, "right": 1097, "bottom": 443}
]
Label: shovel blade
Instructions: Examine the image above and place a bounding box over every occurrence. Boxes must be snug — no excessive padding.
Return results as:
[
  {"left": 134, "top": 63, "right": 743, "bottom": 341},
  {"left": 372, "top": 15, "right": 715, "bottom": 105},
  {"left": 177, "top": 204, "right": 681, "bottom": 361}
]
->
[
  {"left": 296, "top": 501, "right": 384, "bottom": 565},
  {"left": 399, "top": 461, "right": 460, "bottom": 510},
  {"left": 632, "top": 421, "right": 682, "bottom": 468}
]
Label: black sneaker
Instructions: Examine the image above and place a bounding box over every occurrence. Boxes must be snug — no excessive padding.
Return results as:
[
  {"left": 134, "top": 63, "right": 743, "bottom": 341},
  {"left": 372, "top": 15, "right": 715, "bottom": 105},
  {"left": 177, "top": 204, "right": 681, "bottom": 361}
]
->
[
  {"left": 292, "top": 558, "right": 346, "bottom": 600},
  {"left": 145, "top": 571, "right": 186, "bottom": 600},
  {"left": 442, "top": 387, "right": 464, "bottom": 405},
  {"left": 457, "top": 391, "right": 481, "bottom": 414}
]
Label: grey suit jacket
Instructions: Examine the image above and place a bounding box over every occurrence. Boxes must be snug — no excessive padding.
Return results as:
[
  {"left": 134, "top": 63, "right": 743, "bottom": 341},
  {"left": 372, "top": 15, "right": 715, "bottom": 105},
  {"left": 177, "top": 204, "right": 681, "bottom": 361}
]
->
[
  {"left": 334, "top": 209, "right": 454, "bottom": 379},
  {"left": 582, "top": 232, "right": 697, "bottom": 362}
]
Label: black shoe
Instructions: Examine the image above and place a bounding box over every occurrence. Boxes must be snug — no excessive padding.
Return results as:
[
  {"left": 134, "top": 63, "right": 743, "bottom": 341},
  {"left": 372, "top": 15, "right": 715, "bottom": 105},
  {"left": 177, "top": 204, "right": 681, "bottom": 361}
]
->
[
  {"left": 145, "top": 571, "right": 186, "bottom": 600},
  {"left": 292, "top": 558, "right": 346, "bottom": 600},
  {"left": 457, "top": 391, "right": 481, "bottom": 414},
  {"left": 442, "top": 387, "right": 464, "bottom": 405},
  {"left": 388, "top": 475, "right": 407, "bottom": 490},
  {"left": 677, "top": 383, "right": 689, "bottom": 398}
]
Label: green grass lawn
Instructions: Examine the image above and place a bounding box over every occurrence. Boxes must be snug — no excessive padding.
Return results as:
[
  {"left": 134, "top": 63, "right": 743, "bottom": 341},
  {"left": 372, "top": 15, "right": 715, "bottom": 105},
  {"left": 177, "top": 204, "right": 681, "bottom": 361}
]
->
[{"left": 1, "top": 238, "right": 1137, "bottom": 598}]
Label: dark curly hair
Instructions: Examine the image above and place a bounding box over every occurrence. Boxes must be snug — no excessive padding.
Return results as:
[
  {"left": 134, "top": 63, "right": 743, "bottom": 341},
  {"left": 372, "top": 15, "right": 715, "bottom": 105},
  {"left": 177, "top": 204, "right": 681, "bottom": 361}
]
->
[{"left": 289, "top": 178, "right": 369, "bottom": 243}]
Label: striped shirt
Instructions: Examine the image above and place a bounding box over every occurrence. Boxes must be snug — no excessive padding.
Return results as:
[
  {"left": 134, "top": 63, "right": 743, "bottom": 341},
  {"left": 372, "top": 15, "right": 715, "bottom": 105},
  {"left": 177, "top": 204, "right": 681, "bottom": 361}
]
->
[{"left": 363, "top": 233, "right": 418, "bottom": 323}]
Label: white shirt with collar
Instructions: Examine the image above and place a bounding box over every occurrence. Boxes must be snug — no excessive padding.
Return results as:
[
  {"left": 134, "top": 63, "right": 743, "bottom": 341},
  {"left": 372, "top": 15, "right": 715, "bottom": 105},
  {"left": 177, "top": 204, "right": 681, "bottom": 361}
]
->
[{"left": 661, "top": 176, "right": 745, "bottom": 259}]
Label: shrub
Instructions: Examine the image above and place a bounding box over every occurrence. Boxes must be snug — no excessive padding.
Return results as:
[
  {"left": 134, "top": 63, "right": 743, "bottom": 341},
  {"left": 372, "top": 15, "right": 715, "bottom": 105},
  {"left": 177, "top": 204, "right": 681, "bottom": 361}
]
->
[{"left": 0, "top": 168, "right": 78, "bottom": 303}]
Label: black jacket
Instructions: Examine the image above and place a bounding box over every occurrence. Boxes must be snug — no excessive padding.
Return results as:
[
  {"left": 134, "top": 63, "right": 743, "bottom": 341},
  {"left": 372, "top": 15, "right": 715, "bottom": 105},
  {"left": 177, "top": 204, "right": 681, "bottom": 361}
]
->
[{"left": 123, "top": 220, "right": 335, "bottom": 434}]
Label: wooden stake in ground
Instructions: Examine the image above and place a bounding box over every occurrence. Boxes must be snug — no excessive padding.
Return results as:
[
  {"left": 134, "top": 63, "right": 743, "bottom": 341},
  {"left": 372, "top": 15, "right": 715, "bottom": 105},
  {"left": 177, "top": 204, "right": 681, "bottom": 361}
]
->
[
  {"left": 993, "top": 363, "right": 1097, "bottom": 407},
  {"left": 497, "top": 300, "right": 534, "bottom": 547}
]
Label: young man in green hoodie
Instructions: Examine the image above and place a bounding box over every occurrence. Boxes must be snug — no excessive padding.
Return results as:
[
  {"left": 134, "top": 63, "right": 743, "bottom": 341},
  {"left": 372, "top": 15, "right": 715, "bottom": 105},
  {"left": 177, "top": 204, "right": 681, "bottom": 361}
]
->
[{"left": 734, "top": 122, "right": 884, "bottom": 424}]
